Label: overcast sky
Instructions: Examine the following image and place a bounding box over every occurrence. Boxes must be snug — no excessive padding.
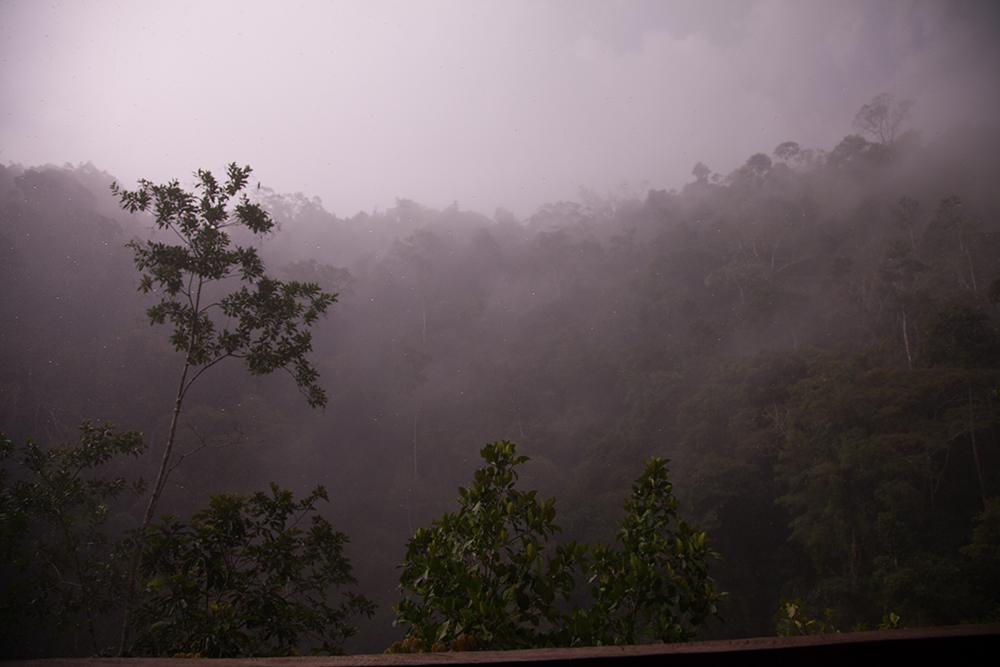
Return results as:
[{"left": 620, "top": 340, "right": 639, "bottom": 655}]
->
[{"left": 2, "top": 0, "right": 998, "bottom": 219}]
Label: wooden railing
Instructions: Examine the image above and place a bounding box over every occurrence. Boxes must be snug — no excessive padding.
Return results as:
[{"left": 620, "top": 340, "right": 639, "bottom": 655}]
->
[{"left": 6, "top": 624, "right": 998, "bottom": 667}]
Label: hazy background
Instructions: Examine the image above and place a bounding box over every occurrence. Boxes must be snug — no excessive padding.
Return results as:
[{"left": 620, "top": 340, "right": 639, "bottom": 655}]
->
[
  {"left": 4, "top": 1, "right": 1000, "bottom": 656},
  {"left": 3, "top": 0, "right": 999, "bottom": 219}
]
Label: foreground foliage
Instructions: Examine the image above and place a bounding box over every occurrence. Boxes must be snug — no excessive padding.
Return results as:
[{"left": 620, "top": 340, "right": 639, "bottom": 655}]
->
[
  {"left": 582, "top": 457, "right": 721, "bottom": 644},
  {"left": 776, "top": 598, "right": 901, "bottom": 636},
  {"left": 394, "top": 442, "right": 582, "bottom": 649},
  {"left": 394, "top": 442, "right": 721, "bottom": 649},
  {"left": 0, "top": 423, "right": 371, "bottom": 658},
  {"left": 128, "top": 484, "right": 375, "bottom": 657},
  {"left": 0, "top": 423, "right": 146, "bottom": 656}
]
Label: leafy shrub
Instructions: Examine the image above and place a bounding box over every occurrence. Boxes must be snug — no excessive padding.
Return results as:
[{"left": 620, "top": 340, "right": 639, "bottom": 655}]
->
[
  {"left": 128, "top": 484, "right": 374, "bottom": 657},
  {"left": 393, "top": 441, "right": 722, "bottom": 649},
  {"left": 0, "top": 422, "right": 145, "bottom": 656}
]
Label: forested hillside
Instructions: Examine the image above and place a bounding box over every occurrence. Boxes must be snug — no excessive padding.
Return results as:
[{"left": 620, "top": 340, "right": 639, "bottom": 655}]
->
[{"left": 2, "top": 120, "right": 1000, "bottom": 654}]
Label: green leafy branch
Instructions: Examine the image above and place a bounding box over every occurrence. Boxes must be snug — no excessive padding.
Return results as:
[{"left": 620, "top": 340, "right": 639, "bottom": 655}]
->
[
  {"left": 128, "top": 483, "right": 374, "bottom": 657},
  {"left": 1, "top": 422, "right": 146, "bottom": 655},
  {"left": 393, "top": 442, "right": 723, "bottom": 650}
]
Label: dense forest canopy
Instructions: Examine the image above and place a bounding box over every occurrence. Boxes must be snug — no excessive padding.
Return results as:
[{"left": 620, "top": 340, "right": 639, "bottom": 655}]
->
[{"left": 2, "top": 116, "right": 1000, "bottom": 654}]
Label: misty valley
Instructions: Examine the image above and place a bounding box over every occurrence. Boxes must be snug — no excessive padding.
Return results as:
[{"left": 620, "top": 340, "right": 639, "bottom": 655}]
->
[{"left": 2, "top": 107, "right": 1000, "bottom": 657}]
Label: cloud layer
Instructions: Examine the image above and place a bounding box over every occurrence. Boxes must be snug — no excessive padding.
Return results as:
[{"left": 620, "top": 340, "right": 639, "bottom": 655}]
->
[{"left": 2, "top": 0, "right": 998, "bottom": 218}]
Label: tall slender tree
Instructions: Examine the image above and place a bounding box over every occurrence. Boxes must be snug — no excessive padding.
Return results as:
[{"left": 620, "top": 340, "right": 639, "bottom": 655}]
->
[{"left": 112, "top": 164, "right": 337, "bottom": 649}]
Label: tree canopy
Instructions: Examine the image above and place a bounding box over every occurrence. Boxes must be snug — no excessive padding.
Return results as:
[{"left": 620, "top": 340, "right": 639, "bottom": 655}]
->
[{"left": 853, "top": 92, "right": 915, "bottom": 145}]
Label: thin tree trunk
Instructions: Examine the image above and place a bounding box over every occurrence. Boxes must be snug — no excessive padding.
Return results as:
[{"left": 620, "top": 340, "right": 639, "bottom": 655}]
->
[
  {"left": 960, "top": 237, "right": 978, "bottom": 294},
  {"left": 850, "top": 528, "right": 859, "bottom": 587},
  {"left": 413, "top": 399, "right": 419, "bottom": 480},
  {"left": 932, "top": 448, "right": 950, "bottom": 511},
  {"left": 120, "top": 280, "right": 203, "bottom": 654},
  {"left": 119, "top": 357, "right": 189, "bottom": 654},
  {"left": 142, "top": 365, "right": 189, "bottom": 528},
  {"left": 405, "top": 489, "right": 413, "bottom": 536},
  {"left": 902, "top": 307, "right": 912, "bottom": 368},
  {"left": 421, "top": 295, "right": 426, "bottom": 346},
  {"left": 969, "top": 384, "right": 987, "bottom": 508}
]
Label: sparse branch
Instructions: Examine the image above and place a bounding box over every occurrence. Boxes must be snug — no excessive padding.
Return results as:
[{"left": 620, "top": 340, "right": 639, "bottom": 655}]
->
[
  {"left": 853, "top": 93, "right": 914, "bottom": 145},
  {"left": 166, "top": 425, "right": 246, "bottom": 476}
]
